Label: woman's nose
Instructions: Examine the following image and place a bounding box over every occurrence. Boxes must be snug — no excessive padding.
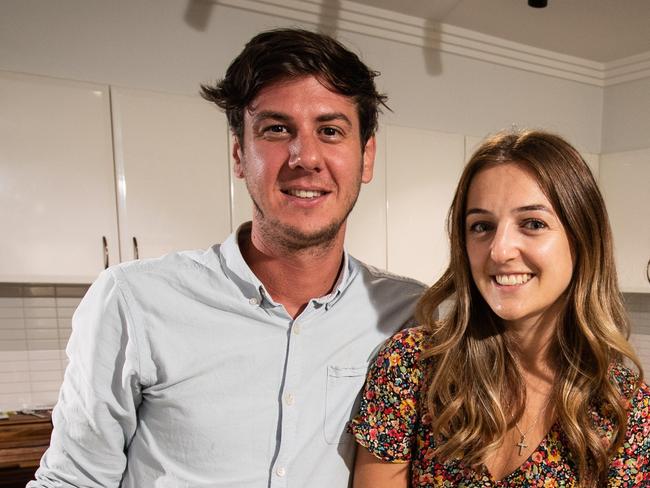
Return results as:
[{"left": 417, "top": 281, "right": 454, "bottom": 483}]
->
[{"left": 489, "top": 223, "right": 520, "bottom": 263}]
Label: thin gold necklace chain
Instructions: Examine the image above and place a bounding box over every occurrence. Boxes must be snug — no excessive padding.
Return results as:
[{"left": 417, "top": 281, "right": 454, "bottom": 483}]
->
[{"left": 513, "top": 396, "right": 553, "bottom": 455}]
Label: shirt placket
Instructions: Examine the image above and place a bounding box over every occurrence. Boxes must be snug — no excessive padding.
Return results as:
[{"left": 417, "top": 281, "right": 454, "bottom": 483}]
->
[{"left": 269, "top": 308, "right": 310, "bottom": 487}]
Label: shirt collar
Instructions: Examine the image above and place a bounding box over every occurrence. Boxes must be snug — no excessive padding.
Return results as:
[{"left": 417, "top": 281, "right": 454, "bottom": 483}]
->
[{"left": 217, "top": 222, "right": 357, "bottom": 309}]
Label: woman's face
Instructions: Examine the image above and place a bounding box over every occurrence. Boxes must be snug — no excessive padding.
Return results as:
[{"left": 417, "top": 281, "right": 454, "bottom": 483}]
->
[{"left": 464, "top": 162, "right": 574, "bottom": 331}]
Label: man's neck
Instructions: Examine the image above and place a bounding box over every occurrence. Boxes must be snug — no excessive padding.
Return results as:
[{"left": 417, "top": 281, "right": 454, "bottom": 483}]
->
[{"left": 239, "top": 226, "right": 346, "bottom": 318}]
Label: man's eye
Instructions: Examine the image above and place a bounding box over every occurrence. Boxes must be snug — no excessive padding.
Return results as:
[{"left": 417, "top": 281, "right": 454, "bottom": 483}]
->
[
  {"left": 266, "top": 125, "right": 288, "bottom": 133},
  {"left": 321, "top": 127, "right": 341, "bottom": 137}
]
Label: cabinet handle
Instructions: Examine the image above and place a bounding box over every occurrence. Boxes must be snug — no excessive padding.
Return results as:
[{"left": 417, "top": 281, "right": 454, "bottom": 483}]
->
[
  {"left": 133, "top": 237, "right": 139, "bottom": 260},
  {"left": 647, "top": 258, "right": 650, "bottom": 284},
  {"left": 102, "top": 236, "right": 109, "bottom": 269}
]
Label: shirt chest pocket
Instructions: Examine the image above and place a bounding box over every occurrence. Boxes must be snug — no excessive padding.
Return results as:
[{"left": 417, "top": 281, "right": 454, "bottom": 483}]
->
[{"left": 324, "top": 364, "right": 368, "bottom": 445}]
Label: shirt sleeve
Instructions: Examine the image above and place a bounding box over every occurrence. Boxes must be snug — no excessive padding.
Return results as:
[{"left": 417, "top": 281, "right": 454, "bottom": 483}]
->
[
  {"left": 348, "top": 327, "right": 424, "bottom": 463},
  {"left": 608, "top": 379, "right": 650, "bottom": 486},
  {"left": 28, "top": 268, "right": 149, "bottom": 487}
]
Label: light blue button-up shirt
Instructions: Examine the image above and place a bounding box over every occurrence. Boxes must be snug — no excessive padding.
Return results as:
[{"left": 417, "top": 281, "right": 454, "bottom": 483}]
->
[{"left": 30, "top": 224, "right": 425, "bottom": 487}]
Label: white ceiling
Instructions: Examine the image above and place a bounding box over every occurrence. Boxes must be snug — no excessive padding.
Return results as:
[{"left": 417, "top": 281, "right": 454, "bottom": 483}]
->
[{"left": 351, "top": 0, "right": 650, "bottom": 63}]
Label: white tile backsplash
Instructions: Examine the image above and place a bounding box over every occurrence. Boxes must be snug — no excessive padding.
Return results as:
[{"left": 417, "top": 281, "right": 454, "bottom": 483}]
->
[
  {"left": 56, "top": 297, "right": 82, "bottom": 307},
  {"left": 0, "top": 283, "right": 89, "bottom": 410},
  {"left": 0, "top": 307, "right": 24, "bottom": 318},
  {"left": 24, "top": 297, "right": 56, "bottom": 307},
  {"left": 0, "top": 329, "right": 27, "bottom": 340},
  {"left": 25, "top": 328, "right": 59, "bottom": 340},
  {"left": 56, "top": 307, "right": 76, "bottom": 319},
  {"left": 0, "top": 318, "right": 27, "bottom": 329},
  {"left": 0, "top": 298, "right": 23, "bottom": 307},
  {"left": 25, "top": 318, "right": 58, "bottom": 329},
  {"left": 28, "top": 349, "right": 62, "bottom": 360},
  {"left": 1, "top": 286, "right": 649, "bottom": 412},
  {"left": 0, "top": 371, "right": 30, "bottom": 383},
  {"left": 0, "top": 340, "right": 27, "bottom": 350},
  {"left": 24, "top": 307, "right": 57, "bottom": 318},
  {"left": 29, "top": 370, "right": 63, "bottom": 382},
  {"left": 630, "top": 333, "right": 650, "bottom": 374}
]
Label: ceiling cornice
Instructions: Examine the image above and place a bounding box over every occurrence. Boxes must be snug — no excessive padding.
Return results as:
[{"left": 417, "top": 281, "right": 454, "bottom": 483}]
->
[{"left": 218, "top": 0, "right": 650, "bottom": 87}]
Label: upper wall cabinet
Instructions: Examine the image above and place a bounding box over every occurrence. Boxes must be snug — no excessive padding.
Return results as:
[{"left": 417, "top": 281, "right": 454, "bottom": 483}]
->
[
  {"left": 386, "top": 126, "right": 465, "bottom": 285},
  {"left": 600, "top": 149, "right": 650, "bottom": 293},
  {"left": 111, "top": 87, "right": 231, "bottom": 261},
  {"left": 0, "top": 72, "right": 119, "bottom": 283},
  {"left": 344, "top": 127, "right": 388, "bottom": 269}
]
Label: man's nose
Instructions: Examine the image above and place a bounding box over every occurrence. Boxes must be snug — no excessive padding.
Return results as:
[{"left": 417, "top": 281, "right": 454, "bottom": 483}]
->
[
  {"left": 489, "top": 223, "right": 520, "bottom": 263},
  {"left": 288, "top": 133, "right": 323, "bottom": 171}
]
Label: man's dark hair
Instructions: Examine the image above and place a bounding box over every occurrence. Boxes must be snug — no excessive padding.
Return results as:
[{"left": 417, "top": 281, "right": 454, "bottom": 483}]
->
[{"left": 200, "top": 28, "right": 388, "bottom": 147}]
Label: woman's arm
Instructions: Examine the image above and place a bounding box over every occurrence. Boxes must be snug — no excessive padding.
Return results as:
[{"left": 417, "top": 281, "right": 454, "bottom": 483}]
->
[{"left": 353, "top": 446, "right": 409, "bottom": 488}]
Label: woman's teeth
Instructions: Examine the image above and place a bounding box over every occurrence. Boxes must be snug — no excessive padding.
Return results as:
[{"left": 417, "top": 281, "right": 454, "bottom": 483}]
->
[{"left": 494, "top": 273, "right": 533, "bottom": 286}]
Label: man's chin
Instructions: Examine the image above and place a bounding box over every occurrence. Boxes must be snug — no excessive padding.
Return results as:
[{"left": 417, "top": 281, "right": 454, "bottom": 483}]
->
[{"left": 271, "top": 221, "right": 344, "bottom": 251}]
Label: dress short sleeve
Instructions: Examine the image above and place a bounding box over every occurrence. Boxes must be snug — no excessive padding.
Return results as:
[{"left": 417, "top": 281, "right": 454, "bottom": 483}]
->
[
  {"left": 607, "top": 364, "right": 650, "bottom": 485},
  {"left": 349, "top": 326, "right": 425, "bottom": 462}
]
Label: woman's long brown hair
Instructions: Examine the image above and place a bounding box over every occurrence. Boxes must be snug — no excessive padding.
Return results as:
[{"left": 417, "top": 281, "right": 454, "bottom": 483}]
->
[{"left": 417, "top": 130, "right": 642, "bottom": 486}]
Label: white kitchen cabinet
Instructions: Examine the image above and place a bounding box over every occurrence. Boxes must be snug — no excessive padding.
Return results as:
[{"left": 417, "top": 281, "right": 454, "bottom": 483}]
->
[
  {"left": 600, "top": 149, "right": 650, "bottom": 293},
  {"left": 466, "top": 134, "right": 600, "bottom": 181},
  {"left": 111, "top": 87, "right": 231, "bottom": 260},
  {"left": 229, "top": 137, "right": 252, "bottom": 232},
  {"left": 345, "top": 127, "right": 387, "bottom": 269},
  {"left": 582, "top": 152, "right": 600, "bottom": 181},
  {"left": 386, "top": 126, "right": 465, "bottom": 284},
  {"left": 0, "top": 71, "right": 119, "bottom": 283}
]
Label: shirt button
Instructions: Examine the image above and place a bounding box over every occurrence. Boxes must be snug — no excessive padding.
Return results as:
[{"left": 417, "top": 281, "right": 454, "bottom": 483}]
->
[
  {"left": 248, "top": 297, "right": 259, "bottom": 306},
  {"left": 276, "top": 466, "right": 286, "bottom": 477},
  {"left": 285, "top": 393, "right": 295, "bottom": 406},
  {"left": 292, "top": 323, "right": 301, "bottom": 335}
]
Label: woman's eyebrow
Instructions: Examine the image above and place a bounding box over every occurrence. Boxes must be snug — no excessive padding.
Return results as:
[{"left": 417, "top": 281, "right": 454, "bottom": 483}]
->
[
  {"left": 514, "top": 204, "right": 553, "bottom": 214},
  {"left": 465, "top": 204, "right": 553, "bottom": 217}
]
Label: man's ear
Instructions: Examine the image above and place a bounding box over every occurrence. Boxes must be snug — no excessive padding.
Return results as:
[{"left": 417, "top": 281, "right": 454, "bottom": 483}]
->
[
  {"left": 232, "top": 135, "right": 244, "bottom": 179},
  {"left": 361, "top": 135, "right": 376, "bottom": 184}
]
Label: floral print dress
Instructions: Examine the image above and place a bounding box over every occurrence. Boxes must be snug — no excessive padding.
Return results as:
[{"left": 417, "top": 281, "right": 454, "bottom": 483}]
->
[{"left": 349, "top": 327, "right": 650, "bottom": 487}]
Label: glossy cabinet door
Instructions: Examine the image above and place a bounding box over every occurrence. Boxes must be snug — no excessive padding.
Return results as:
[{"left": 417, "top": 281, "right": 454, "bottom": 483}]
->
[
  {"left": 386, "top": 126, "right": 465, "bottom": 284},
  {"left": 345, "top": 127, "right": 388, "bottom": 269},
  {"left": 600, "top": 149, "right": 650, "bottom": 293},
  {"left": 111, "top": 87, "right": 231, "bottom": 260},
  {"left": 0, "top": 72, "right": 119, "bottom": 283}
]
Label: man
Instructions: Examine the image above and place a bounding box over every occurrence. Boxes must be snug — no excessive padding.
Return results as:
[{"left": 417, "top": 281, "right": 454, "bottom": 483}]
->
[{"left": 30, "top": 28, "right": 424, "bottom": 487}]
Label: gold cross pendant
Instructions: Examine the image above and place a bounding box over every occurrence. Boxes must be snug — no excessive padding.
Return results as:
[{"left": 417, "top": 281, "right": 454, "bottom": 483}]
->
[{"left": 516, "top": 436, "right": 528, "bottom": 456}]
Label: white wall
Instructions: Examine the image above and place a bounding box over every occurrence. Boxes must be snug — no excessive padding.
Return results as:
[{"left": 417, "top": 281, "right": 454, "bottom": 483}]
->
[
  {"left": 0, "top": 0, "right": 604, "bottom": 152},
  {"left": 602, "top": 77, "right": 650, "bottom": 153}
]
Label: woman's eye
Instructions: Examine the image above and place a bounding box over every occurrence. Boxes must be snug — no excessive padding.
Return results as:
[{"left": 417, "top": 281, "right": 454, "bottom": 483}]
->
[
  {"left": 523, "top": 219, "right": 547, "bottom": 230},
  {"left": 468, "top": 221, "right": 491, "bottom": 233}
]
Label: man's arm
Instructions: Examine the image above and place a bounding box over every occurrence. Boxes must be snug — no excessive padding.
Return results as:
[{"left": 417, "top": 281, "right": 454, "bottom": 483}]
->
[{"left": 28, "top": 269, "right": 146, "bottom": 487}]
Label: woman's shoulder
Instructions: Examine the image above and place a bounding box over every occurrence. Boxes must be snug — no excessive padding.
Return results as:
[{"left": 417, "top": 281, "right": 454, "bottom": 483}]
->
[
  {"left": 609, "top": 362, "right": 649, "bottom": 401},
  {"left": 377, "top": 326, "right": 427, "bottom": 362},
  {"left": 369, "top": 326, "right": 428, "bottom": 381}
]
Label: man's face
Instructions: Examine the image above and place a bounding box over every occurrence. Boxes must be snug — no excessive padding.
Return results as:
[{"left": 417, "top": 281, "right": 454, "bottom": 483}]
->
[{"left": 233, "top": 75, "right": 375, "bottom": 251}]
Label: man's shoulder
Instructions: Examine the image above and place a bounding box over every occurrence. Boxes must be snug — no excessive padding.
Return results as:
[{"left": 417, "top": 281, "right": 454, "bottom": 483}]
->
[
  {"left": 349, "top": 255, "right": 427, "bottom": 292},
  {"left": 109, "top": 245, "right": 222, "bottom": 283}
]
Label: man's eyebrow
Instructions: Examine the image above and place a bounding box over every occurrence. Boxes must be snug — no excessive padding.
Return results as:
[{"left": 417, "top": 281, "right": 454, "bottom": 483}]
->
[
  {"left": 251, "top": 111, "right": 292, "bottom": 123},
  {"left": 316, "top": 112, "right": 352, "bottom": 126}
]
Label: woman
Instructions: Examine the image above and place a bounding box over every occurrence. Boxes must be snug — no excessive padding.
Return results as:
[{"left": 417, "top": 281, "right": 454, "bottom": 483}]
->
[{"left": 350, "top": 130, "right": 649, "bottom": 487}]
